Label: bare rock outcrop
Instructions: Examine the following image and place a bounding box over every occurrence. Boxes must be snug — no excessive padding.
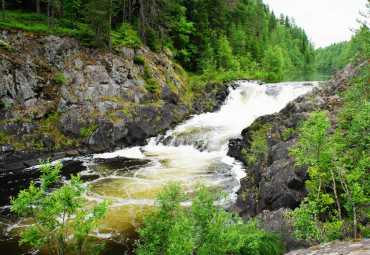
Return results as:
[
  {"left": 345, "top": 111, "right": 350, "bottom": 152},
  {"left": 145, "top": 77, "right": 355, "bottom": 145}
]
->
[{"left": 0, "top": 30, "right": 229, "bottom": 171}]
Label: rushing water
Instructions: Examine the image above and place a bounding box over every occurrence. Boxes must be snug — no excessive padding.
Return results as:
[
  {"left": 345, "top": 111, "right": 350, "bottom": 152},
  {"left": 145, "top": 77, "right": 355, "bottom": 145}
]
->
[{"left": 0, "top": 80, "right": 317, "bottom": 254}]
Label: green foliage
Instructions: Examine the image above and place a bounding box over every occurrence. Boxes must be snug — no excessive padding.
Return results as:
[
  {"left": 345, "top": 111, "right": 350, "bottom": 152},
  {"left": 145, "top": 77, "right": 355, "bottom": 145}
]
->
[
  {"left": 289, "top": 49, "right": 370, "bottom": 241},
  {"left": 287, "top": 199, "right": 324, "bottom": 242},
  {"left": 290, "top": 111, "right": 332, "bottom": 199},
  {"left": 244, "top": 125, "right": 270, "bottom": 166},
  {"left": 2, "top": 0, "right": 316, "bottom": 78},
  {"left": 10, "top": 161, "right": 110, "bottom": 254},
  {"left": 83, "top": 0, "right": 110, "bottom": 48},
  {"left": 113, "top": 23, "right": 141, "bottom": 49},
  {"left": 1, "top": 99, "right": 11, "bottom": 110},
  {"left": 315, "top": 41, "right": 354, "bottom": 73},
  {"left": 80, "top": 124, "right": 97, "bottom": 137},
  {"left": 282, "top": 127, "right": 294, "bottom": 141},
  {"left": 133, "top": 55, "right": 146, "bottom": 65},
  {"left": 0, "top": 130, "right": 6, "bottom": 145},
  {"left": 136, "top": 182, "right": 284, "bottom": 255},
  {"left": 54, "top": 72, "right": 69, "bottom": 85},
  {"left": 263, "top": 45, "right": 285, "bottom": 77},
  {"left": 142, "top": 65, "right": 159, "bottom": 93},
  {"left": 13, "top": 116, "right": 21, "bottom": 123}
]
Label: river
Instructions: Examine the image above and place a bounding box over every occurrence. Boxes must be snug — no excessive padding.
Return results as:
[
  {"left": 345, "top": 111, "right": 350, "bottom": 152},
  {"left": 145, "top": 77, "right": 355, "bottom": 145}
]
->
[{"left": 0, "top": 80, "right": 318, "bottom": 254}]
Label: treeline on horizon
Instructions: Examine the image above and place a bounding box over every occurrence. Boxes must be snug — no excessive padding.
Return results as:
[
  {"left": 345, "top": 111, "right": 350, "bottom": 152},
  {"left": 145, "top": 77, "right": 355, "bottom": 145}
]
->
[
  {"left": 316, "top": 41, "right": 358, "bottom": 73},
  {"left": 2, "top": 0, "right": 316, "bottom": 79}
]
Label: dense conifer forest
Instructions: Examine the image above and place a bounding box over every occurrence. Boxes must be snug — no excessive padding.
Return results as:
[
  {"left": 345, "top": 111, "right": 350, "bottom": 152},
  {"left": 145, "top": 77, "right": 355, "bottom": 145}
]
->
[{"left": 1, "top": 0, "right": 315, "bottom": 80}]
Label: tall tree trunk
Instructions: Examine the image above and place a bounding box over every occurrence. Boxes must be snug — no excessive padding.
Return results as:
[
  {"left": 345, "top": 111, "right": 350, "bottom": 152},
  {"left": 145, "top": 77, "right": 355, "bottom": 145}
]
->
[
  {"left": 47, "top": 0, "right": 50, "bottom": 27},
  {"left": 2, "top": 0, "right": 5, "bottom": 21},
  {"left": 51, "top": 0, "right": 55, "bottom": 28},
  {"left": 61, "top": 0, "right": 64, "bottom": 18},
  {"left": 109, "top": 0, "right": 112, "bottom": 50},
  {"left": 330, "top": 168, "right": 342, "bottom": 220},
  {"left": 138, "top": 0, "right": 143, "bottom": 42},
  {"left": 122, "top": 0, "right": 126, "bottom": 22},
  {"left": 128, "top": 0, "right": 132, "bottom": 24},
  {"left": 36, "top": 0, "right": 40, "bottom": 15}
]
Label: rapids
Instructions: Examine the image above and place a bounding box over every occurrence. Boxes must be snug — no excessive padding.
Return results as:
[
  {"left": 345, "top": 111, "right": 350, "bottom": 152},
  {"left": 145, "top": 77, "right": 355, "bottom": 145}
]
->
[{"left": 0, "top": 80, "right": 317, "bottom": 254}]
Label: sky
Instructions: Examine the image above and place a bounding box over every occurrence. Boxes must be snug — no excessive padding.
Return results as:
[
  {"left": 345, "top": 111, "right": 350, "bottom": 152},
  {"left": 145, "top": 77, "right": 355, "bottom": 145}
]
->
[{"left": 263, "top": 0, "right": 368, "bottom": 48}]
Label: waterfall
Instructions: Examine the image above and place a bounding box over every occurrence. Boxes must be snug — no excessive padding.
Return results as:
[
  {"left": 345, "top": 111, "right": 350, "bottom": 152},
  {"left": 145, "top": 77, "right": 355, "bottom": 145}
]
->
[{"left": 0, "top": 80, "right": 316, "bottom": 254}]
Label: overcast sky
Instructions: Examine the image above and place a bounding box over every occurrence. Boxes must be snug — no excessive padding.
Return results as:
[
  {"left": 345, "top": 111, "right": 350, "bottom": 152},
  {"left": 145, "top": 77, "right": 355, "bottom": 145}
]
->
[{"left": 263, "top": 0, "right": 368, "bottom": 48}]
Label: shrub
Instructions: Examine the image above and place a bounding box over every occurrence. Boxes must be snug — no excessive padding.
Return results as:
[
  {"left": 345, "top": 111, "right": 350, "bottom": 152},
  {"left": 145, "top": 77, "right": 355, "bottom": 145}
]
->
[
  {"left": 80, "top": 124, "right": 97, "bottom": 137},
  {"left": 134, "top": 55, "right": 146, "bottom": 65},
  {"left": 54, "top": 72, "right": 69, "bottom": 85},
  {"left": 136, "top": 182, "right": 285, "bottom": 255},
  {"left": 114, "top": 23, "right": 141, "bottom": 49},
  {"left": 244, "top": 125, "right": 270, "bottom": 166},
  {"left": 10, "top": 161, "right": 110, "bottom": 255},
  {"left": 142, "top": 65, "right": 159, "bottom": 93}
]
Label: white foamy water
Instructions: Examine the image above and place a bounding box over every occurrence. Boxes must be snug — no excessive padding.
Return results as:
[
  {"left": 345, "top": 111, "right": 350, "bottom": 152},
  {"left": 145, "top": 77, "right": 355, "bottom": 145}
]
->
[{"left": 0, "top": 80, "right": 316, "bottom": 253}]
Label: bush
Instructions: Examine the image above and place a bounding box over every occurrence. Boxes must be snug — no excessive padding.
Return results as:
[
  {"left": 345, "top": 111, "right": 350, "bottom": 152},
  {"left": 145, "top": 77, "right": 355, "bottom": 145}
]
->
[
  {"left": 134, "top": 55, "right": 146, "bottom": 65},
  {"left": 142, "top": 65, "right": 159, "bottom": 93},
  {"left": 243, "top": 124, "right": 269, "bottom": 166},
  {"left": 114, "top": 23, "right": 141, "bottom": 49},
  {"left": 54, "top": 72, "right": 69, "bottom": 85},
  {"left": 136, "top": 182, "right": 285, "bottom": 255},
  {"left": 10, "top": 161, "right": 110, "bottom": 255},
  {"left": 80, "top": 124, "right": 97, "bottom": 137}
]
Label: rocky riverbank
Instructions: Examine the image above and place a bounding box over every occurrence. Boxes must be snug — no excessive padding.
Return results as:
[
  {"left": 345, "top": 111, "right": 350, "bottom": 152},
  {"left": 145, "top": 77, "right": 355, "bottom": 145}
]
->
[
  {"left": 227, "top": 62, "right": 364, "bottom": 250},
  {"left": 286, "top": 238, "right": 369, "bottom": 255},
  {"left": 0, "top": 30, "right": 229, "bottom": 172}
]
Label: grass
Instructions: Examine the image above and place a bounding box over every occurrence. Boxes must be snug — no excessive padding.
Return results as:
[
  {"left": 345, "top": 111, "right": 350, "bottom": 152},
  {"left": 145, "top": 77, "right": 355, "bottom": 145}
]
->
[{"left": 0, "top": 11, "right": 87, "bottom": 38}]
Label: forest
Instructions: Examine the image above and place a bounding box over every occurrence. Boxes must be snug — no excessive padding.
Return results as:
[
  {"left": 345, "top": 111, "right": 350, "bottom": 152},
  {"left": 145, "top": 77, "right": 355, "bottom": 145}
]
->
[
  {"left": 315, "top": 41, "right": 355, "bottom": 73},
  {"left": 1, "top": 0, "right": 316, "bottom": 80}
]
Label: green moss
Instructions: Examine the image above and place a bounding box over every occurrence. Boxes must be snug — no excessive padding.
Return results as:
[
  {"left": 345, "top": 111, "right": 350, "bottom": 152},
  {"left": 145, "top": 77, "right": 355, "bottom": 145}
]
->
[
  {"left": 167, "top": 80, "right": 179, "bottom": 93},
  {"left": 282, "top": 127, "right": 295, "bottom": 141},
  {"left": 142, "top": 65, "right": 159, "bottom": 93},
  {"left": 244, "top": 123, "right": 271, "bottom": 165},
  {"left": 0, "top": 131, "right": 6, "bottom": 145},
  {"left": 80, "top": 124, "right": 97, "bottom": 137},
  {"left": 0, "top": 40, "right": 15, "bottom": 52}
]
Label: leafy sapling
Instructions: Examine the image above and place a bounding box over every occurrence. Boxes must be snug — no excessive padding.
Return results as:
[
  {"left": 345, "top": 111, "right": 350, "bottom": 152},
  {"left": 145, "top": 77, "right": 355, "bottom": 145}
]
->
[{"left": 10, "top": 161, "right": 110, "bottom": 255}]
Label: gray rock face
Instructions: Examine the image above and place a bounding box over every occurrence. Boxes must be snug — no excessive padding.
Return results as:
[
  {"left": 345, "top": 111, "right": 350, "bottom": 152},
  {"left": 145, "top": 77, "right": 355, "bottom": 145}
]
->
[{"left": 0, "top": 30, "right": 230, "bottom": 171}]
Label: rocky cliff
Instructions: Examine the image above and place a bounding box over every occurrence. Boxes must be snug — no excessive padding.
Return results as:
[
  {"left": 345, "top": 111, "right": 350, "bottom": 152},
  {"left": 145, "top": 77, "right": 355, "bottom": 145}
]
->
[
  {"left": 227, "top": 63, "right": 363, "bottom": 250},
  {"left": 0, "top": 30, "right": 229, "bottom": 171}
]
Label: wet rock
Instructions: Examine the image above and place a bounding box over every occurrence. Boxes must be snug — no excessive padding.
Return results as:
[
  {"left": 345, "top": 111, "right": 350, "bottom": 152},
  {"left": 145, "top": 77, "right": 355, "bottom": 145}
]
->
[
  {"left": 285, "top": 113, "right": 309, "bottom": 129},
  {"left": 2, "top": 145, "right": 14, "bottom": 153},
  {"left": 112, "top": 120, "right": 128, "bottom": 144},
  {"left": 255, "top": 208, "right": 311, "bottom": 252},
  {"left": 88, "top": 119, "right": 113, "bottom": 152}
]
